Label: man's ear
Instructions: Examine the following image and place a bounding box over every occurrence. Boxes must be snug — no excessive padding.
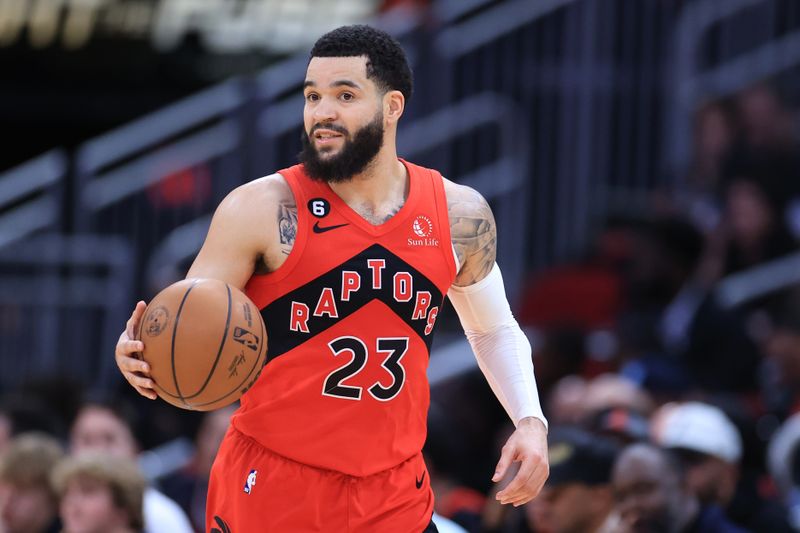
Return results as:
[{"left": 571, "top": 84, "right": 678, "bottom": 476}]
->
[{"left": 384, "top": 90, "right": 405, "bottom": 124}]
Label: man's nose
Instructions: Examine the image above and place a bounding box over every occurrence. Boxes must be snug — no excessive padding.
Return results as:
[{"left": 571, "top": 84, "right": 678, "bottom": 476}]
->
[{"left": 313, "top": 97, "right": 337, "bottom": 123}]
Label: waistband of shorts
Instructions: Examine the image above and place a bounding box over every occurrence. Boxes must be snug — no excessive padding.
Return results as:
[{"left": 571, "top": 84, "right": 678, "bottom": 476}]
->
[{"left": 229, "top": 424, "right": 422, "bottom": 480}]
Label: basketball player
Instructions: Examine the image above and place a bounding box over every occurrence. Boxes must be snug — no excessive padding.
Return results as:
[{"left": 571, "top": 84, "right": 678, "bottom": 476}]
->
[{"left": 115, "top": 25, "right": 548, "bottom": 532}]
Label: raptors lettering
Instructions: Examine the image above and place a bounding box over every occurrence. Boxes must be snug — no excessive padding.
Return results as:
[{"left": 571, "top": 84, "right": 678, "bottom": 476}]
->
[{"left": 289, "top": 258, "right": 439, "bottom": 335}]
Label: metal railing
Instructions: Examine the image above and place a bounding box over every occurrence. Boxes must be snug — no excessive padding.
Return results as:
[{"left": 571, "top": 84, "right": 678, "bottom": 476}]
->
[
  {"left": 73, "top": 79, "right": 248, "bottom": 232},
  {"left": 72, "top": 79, "right": 250, "bottom": 300},
  {"left": 2, "top": 0, "right": 800, "bottom": 389},
  {"left": 461, "top": 0, "right": 685, "bottom": 268},
  {"left": 667, "top": 0, "right": 800, "bottom": 176},
  {"left": 0, "top": 235, "right": 134, "bottom": 390},
  {"left": 0, "top": 150, "right": 66, "bottom": 249},
  {"left": 717, "top": 250, "right": 800, "bottom": 309}
]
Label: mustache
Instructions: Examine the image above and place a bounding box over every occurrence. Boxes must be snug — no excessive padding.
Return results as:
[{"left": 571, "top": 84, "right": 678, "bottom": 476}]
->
[{"left": 309, "top": 123, "right": 349, "bottom": 136}]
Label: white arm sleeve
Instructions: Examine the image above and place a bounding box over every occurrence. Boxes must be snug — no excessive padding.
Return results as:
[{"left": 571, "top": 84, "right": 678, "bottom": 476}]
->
[{"left": 447, "top": 263, "right": 548, "bottom": 429}]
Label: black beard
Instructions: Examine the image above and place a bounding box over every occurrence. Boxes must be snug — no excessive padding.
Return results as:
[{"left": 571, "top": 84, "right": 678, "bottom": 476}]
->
[{"left": 298, "top": 112, "right": 385, "bottom": 183}]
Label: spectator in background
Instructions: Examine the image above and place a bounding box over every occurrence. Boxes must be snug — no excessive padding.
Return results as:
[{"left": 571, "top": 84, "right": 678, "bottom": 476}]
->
[
  {"left": 525, "top": 427, "right": 622, "bottom": 533},
  {"left": 690, "top": 99, "right": 739, "bottom": 194},
  {"left": 579, "top": 374, "right": 655, "bottom": 421},
  {"left": 0, "top": 394, "right": 66, "bottom": 455},
  {"left": 680, "top": 99, "right": 739, "bottom": 233},
  {"left": 716, "top": 166, "right": 796, "bottom": 277},
  {"left": 736, "top": 84, "right": 797, "bottom": 156},
  {"left": 546, "top": 374, "right": 652, "bottom": 443},
  {"left": 52, "top": 452, "right": 145, "bottom": 533},
  {"left": 618, "top": 216, "right": 760, "bottom": 393},
  {"left": 653, "top": 402, "right": 793, "bottom": 532},
  {"left": 69, "top": 397, "right": 193, "bottom": 533},
  {"left": 518, "top": 221, "right": 629, "bottom": 386},
  {"left": 612, "top": 443, "right": 747, "bottom": 533},
  {"left": 159, "top": 404, "right": 237, "bottom": 531},
  {"left": 585, "top": 406, "right": 650, "bottom": 446},
  {"left": 0, "top": 433, "right": 63, "bottom": 533},
  {"left": 652, "top": 402, "right": 743, "bottom": 510},
  {"left": 762, "top": 289, "right": 800, "bottom": 419},
  {"left": 617, "top": 217, "right": 706, "bottom": 389},
  {"left": 546, "top": 376, "right": 588, "bottom": 427},
  {"left": 767, "top": 412, "right": 800, "bottom": 530},
  {"left": 547, "top": 373, "right": 651, "bottom": 443}
]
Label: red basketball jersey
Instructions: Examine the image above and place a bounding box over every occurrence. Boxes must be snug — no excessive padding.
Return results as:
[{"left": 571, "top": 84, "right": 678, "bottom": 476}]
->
[{"left": 236, "top": 160, "right": 457, "bottom": 477}]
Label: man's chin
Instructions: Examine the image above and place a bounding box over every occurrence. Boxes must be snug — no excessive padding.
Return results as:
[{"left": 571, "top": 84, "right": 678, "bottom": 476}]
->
[{"left": 316, "top": 148, "right": 340, "bottom": 159}]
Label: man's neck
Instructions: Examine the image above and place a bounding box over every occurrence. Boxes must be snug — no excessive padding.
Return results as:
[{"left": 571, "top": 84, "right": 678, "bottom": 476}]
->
[{"left": 328, "top": 147, "right": 408, "bottom": 219}]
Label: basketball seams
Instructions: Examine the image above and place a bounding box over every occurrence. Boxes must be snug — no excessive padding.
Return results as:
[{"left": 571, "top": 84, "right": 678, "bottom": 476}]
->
[
  {"left": 180, "top": 283, "right": 233, "bottom": 402},
  {"left": 171, "top": 279, "right": 200, "bottom": 408},
  {"left": 151, "top": 381, "right": 175, "bottom": 397},
  {"left": 146, "top": 278, "right": 267, "bottom": 411},
  {"left": 188, "top": 300, "right": 268, "bottom": 409}
]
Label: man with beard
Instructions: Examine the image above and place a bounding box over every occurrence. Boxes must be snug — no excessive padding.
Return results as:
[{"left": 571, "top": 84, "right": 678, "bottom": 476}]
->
[
  {"left": 114, "top": 25, "right": 549, "bottom": 532},
  {"left": 612, "top": 443, "right": 746, "bottom": 533}
]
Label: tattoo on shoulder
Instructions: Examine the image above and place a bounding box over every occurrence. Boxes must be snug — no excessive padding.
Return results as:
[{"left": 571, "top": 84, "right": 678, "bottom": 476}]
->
[
  {"left": 448, "top": 189, "right": 497, "bottom": 286},
  {"left": 277, "top": 200, "right": 297, "bottom": 255}
]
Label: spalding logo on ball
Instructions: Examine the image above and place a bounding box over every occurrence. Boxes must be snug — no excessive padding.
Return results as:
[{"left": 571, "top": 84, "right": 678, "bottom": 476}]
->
[{"left": 136, "top": 278, "right": 268, "bottom": 411}]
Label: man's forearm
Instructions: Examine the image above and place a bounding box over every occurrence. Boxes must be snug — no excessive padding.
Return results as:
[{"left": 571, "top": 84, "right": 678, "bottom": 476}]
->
[{"left": 448, "top": 263, "right": 548, "bottom": 429}]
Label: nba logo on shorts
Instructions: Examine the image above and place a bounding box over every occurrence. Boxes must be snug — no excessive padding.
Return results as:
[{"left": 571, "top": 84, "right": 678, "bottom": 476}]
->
[{"left": 243, "top": 469, "right": 257, "bottom": 494}]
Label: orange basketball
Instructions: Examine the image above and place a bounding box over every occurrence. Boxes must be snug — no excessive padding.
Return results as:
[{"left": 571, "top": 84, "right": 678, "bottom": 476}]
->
[{"left": 136, "top": 278, "right": 267, "bottom": 411}]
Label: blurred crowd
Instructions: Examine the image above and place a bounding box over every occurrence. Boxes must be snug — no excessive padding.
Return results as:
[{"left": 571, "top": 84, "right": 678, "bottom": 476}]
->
[
  {"left": 424, "top": 80, "right": 800, "bottom": 533},
  {"left": 1, "top": 78, "right": 799, "bottom": 533},
  {"left": 0, "top": 387, "right": 233, "bottom": 533}
]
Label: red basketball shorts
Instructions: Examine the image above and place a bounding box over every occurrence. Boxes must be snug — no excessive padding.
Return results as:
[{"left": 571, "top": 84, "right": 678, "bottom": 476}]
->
[{"left": 206, "top": 427, "right": 435, "bottom": 533}]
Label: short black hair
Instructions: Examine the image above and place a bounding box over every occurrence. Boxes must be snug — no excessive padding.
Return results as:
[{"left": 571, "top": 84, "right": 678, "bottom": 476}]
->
[{"left": 310, "top": 25, "right": 413, "bottom": 102}]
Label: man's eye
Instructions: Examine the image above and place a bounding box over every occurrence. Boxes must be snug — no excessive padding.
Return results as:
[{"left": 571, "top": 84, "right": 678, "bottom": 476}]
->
[
  {"left": 340, "top": 93, "right": 354, "bottom": 101},
  {"left": 306, "top": 93, "right": 319, "bottom": 102}
]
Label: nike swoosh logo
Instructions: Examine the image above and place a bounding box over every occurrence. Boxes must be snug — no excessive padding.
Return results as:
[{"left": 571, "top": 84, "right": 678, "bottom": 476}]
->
[
  {"left": 416, "top": 471, "right": 426, "bottom": 489},
  {"left": 313, "top": 221, "right": 348, "bottom": 234}
]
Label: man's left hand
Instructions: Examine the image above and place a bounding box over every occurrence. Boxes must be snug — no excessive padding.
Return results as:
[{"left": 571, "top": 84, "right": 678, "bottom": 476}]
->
[{"left": 493, "top": 417, "right": 549, "bottom": 507}]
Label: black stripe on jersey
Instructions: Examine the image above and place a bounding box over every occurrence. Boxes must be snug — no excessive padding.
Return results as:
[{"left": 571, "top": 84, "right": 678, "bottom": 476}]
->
[{"left": 260, "top": 244, "right": 444, "bottom": 362}]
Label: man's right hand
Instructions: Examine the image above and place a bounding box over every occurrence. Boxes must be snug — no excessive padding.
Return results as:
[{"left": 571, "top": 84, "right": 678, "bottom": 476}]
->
[{"left": 115, "top": 301, "right": 158, "bottom": 400}]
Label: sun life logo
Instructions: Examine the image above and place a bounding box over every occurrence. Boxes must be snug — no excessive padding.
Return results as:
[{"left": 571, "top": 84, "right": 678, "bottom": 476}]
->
[
  {"left": 408, "top": 215, "right": 438, "bottom": 247},
  {"left": 412, "top": 216, "right": 432, "bottom": 238}
]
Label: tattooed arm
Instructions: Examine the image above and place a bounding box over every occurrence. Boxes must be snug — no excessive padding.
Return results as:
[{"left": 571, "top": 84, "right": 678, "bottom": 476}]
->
[
  {"left": 118, "top": 173, "right": 293, "bottom": 400},
  {"left": 444, "top": 179, "right": 498, "bottom": 286},
  {"left": 445, "top": 178, "right": 549, "bottom": 505},
  {"left": 187, "top": 173, "right": 296, "bottom": 289},
  {"left": 277, "top": 198, "right": 298, "bottom": 257}
]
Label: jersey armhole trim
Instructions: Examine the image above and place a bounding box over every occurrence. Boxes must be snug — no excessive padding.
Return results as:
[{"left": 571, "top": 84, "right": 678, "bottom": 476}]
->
[{"left": 431, "top": 170, "right": 458, "bottom": 285}]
